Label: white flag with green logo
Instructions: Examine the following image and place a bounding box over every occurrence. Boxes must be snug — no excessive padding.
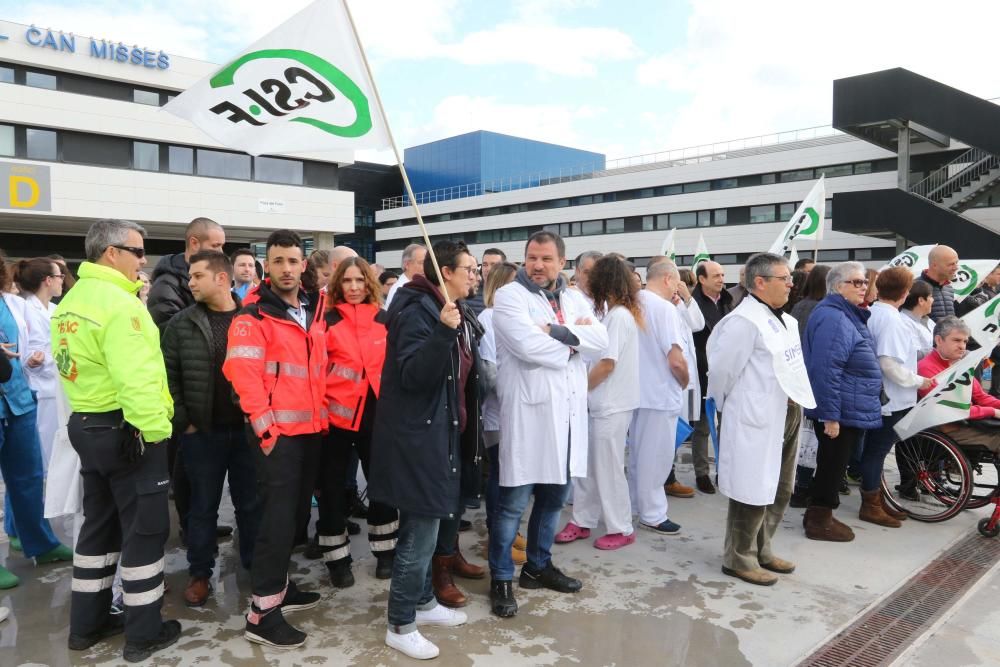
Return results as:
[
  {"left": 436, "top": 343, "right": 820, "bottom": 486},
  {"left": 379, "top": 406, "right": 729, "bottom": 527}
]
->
[
  {"left": 163, "top": 0, "right": 389, "bottom": 156},
  {"left": 768, "top": 176, "right": 825, "bottom": 255},
  {"left": 659, "top": 230, "right": 676, "bottom": 261},
  {"left": 691, "top": 234, "right": 710, "bottom": 272},
  {"left": 961, "top": 291, "right": 1000, "bottom": 346},
  {"left": 882, "top": 244, "right": 935, "bottom": 274},
  {"left": 951, "top": 260, "right": 999, "bottom": 303},
  {"left": 894, "top": 345, "right": 994, "bottom": 441}
]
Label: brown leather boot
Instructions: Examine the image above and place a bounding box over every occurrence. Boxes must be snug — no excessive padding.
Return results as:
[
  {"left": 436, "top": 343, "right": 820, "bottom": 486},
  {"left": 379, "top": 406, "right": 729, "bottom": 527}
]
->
[
  {"left": 803, "top": 506, "right": 855, "bottom": 542},
  {"left": 183, "top": 576, "right": 211, "bottom": 607},
  {"left": 449, "top": 538, "right": 486, "bottom": 579},
  {"left": 859, "top": 489, "right": 902, "bottom": 528},
  {"left": 880, "top": 492, "right": 908, "bottom": 521},
  {"left": 432, "top": 555, "right": 468, "bottom": 608}
]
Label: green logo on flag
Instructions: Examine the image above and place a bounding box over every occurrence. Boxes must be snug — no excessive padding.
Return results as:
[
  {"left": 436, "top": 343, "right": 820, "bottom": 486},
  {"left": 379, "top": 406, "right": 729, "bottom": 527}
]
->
[
  {"left": 954, "top": 264, "right": 979, "bottom": 297},
  {"left": 797, "top": 207, "right": 820, "bottom": 237},
  {"left": 208, "top": 49, "right": 373, "bottom": 138},
  {"left": 891, "top": 251, "right": 919, "bottom": 268},
  {"left": 692, "top": 253, "right": 710, "bottom": 267}
]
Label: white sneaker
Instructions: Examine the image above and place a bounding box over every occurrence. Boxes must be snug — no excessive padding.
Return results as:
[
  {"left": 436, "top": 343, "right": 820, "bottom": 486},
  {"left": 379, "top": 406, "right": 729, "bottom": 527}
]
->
[
  {"left": 385, "top": 628, "right": 440, "bottom": 660},
  {"left": 0, "top": 607, "right": 8, "bottom": 623},
  {"left": 415, "top": 603, "right": 468, "bottom": 627}
]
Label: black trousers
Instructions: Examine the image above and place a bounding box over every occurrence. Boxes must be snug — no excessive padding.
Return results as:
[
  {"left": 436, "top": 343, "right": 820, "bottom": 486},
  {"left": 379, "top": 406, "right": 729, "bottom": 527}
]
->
[
  {"left": 810, "top": 422, "right": 862, "bottom": 509},
  {"left": 68, "top": 411, "right": 170, "bottom": 642},
  {"left": 317, "top": 426, "right": 398, "bottom": 566},
  {"left": 166, "top": 434, "right": 191, "bottom": 534},
  {"left": 249, "top": 432, "right": 321, "bottom": 607}
]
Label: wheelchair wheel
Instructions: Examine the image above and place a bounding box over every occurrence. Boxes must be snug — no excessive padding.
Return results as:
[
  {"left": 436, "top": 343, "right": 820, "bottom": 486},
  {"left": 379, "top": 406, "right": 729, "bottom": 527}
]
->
[
  {"left": 963, "top": 450, "right": 1000, "bottom": 510},
  {"left": 882, "top": 430, "right": 972, "bottom": 522},
  {"left": 978, "top": 518, "right": 1000, "bottom": 538}
]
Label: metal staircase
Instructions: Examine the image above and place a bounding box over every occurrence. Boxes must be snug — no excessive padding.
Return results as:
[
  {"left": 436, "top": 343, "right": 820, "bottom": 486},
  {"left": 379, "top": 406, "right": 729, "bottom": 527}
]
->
[{"left": 910, "top": 147, "right": 1000, "bottom": 210}]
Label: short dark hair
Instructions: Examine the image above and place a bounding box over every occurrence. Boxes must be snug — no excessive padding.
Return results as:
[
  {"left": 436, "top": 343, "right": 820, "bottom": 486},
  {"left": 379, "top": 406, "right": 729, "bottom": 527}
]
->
[
  {"left": 794, "top": 257, "right": 816, "bottom": 270},
  {"left": 483, "top": 248, "right": 506, "bottom": 261},
  {"left": 525, "top": 231, "right": 565, "bottom": 259},
  {"left": 379, "top": 270, "right": 399, "bottom": 285},
  {"left": 189, "top": 250, "right": 233, "bottom": 279},
  {"left": 902, "top": 279, "right": 933, "bottom": 311},
  {"left": 424, "top": 240, "right": 470, "bottom": 286},
  {"left": 265, "top": 229, "right": 303, "bottom": 255},
  {"left": 230, "top": 248, "right": 255, "bottom": 263},
  {"left": 185, "top": 217, "right": 222, "bottom": 242}
]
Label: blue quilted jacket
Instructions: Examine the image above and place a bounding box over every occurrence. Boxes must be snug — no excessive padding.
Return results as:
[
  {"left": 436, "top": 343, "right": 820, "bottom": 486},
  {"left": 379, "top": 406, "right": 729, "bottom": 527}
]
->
[{"left": 803, "top": 294, "right": 883, "bottom": 429}]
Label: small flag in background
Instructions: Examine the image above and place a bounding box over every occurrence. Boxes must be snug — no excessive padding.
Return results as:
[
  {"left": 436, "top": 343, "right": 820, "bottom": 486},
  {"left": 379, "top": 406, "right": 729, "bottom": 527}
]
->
[
  {"left": 691, "top": 233, "right": 711, "bottom": 272},
  {"left": 163, "top": 0, "right": 390, "bottom": 156},
  {"left": 769, "top": 175, "right": 825, "bottom": 255},
  {"left": 660, "top": 229, "right": 676, "bottom": 262}
]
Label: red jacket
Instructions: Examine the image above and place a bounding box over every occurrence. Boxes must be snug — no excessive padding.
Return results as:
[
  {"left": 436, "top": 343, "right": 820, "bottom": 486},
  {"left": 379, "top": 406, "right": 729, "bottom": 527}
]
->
[
  {"left": 917, "top": 350, "right": 1000, "bottom": 420},
  {"left": 223, "top": 281, "right": 328, "bottom": 453},
  {"left": 324, "top": 302, "right": 388, "bottom": 431}
]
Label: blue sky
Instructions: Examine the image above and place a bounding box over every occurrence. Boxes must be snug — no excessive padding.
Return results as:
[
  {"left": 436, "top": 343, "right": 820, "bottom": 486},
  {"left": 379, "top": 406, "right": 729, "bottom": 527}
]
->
[{"left": 2, "top": 0, "right": 997, "bottom": 166}]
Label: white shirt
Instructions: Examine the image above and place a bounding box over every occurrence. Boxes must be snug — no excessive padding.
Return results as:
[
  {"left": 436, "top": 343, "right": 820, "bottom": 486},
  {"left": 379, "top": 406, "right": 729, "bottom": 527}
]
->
[
  {"left": 868, "top": 301, "right": 920, "bottom": 413},
  {"left": 901, "top": 310, "right": 935, "bottom": 360},
  {"left": 384, "top": 273, "right": 411, "bottom": 309},
  {"left": 477, "top": 308, "right": 501, "bottom": 432},
  {"left": 636, "top": 290, "right": 685, "bottom": 414},
  {"left": 588, "top": 305, "right": 640, "bottom": 417}
]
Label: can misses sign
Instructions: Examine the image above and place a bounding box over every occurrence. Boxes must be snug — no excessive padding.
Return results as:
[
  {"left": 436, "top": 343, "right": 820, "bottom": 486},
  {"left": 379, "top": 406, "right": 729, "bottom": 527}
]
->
[
  {"left": 164, "top": 0, "right": 389, "bottom": 157},
  {"left": 1, "top": 161, "right": 51, "bottom": 211}
]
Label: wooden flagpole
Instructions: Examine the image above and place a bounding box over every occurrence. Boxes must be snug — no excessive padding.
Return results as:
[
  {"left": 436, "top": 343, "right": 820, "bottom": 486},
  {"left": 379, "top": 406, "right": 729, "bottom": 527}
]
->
[{"left": 340, "top": 0, "right": 451, "bottom": 303}]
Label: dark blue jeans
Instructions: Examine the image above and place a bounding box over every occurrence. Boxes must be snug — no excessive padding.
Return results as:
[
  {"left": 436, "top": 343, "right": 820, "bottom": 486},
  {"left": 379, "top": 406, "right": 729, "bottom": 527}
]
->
[
  {"left": 1, "top": 409, "right": 59, "bottom": 557},
  {"left": 488, "top": 480, "right": 570, "bottom": 581},
  {"left": 484, "top": 444, "right": 500, "bottom": 535},
  {"left": 181, "top": 425, "right": 260, "bottom": 577},
  {"left": 860, "top": 409, "right": 909, "bottom": 492},
  {"left": 387, "top": 511, "right": 439, "bottom": 634}
]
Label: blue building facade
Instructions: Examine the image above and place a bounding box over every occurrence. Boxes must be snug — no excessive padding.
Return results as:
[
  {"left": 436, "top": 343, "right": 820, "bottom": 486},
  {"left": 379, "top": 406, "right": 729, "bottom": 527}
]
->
[{"left": 404, "top": 131, "right": 605, "bottom": 202}]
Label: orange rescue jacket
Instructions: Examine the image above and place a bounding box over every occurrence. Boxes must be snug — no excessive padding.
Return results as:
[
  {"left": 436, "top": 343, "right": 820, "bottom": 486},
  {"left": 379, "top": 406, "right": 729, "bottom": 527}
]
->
[
  {"left": 223, "top": 281, "right": 328, "bottom": 453},
  {"left": 324, "top": 302, "right": 388, "bottom": 431}
]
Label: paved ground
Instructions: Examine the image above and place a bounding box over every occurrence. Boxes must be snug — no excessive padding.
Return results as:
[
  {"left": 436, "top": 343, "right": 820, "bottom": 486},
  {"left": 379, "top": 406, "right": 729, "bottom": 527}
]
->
[{"left": 0, "top": 454, "right": 994, "bottom": 667}]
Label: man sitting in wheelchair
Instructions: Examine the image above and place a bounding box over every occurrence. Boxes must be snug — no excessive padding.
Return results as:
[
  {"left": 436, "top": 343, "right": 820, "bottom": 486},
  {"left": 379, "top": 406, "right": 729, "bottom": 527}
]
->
[{"left": 917, "top": 316, "right": 1000, "bottom": 453}]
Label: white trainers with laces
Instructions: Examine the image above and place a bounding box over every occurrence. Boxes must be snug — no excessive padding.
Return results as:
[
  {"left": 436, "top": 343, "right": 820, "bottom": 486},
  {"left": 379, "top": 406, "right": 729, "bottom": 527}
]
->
[
  {"left": 385, "top": 628, "right": 440, "bottom": 660},
  {"left": 416, "top": 602, "right": 468, "bottom": 627}
]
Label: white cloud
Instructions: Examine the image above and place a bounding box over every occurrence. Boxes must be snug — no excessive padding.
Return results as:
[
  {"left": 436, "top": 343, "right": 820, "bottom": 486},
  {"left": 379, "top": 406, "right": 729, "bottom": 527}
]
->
[
  {"left": 635, "top": 0, "right": 1000, "bottom": 151},
  {"left": 441, "top": 23, "right": 636, "bottom": 77}
]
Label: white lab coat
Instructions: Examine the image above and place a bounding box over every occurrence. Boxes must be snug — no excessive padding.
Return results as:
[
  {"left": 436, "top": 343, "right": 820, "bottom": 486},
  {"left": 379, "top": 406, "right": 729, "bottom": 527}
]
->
[
  {"left": 22, "top": 295, "right": 61, "bottom": 472},
  {"left": 675, "top": 298, "right": 705, "bottom": 422},
  {"left": 494, "top": 279, "right": 608, "bottom": 487},
  {"left": 706, "top": 300, "right": 793, "bottom": 506}
]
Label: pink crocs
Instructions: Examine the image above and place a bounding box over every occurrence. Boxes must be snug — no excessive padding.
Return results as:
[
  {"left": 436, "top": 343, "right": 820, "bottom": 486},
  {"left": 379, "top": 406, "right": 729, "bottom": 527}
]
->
[
  {"left": 555, "top": 522, "right": 591, "bottom": 544},
  {"left": 594, "top": 532, "right": 636, "bottom": 551}
]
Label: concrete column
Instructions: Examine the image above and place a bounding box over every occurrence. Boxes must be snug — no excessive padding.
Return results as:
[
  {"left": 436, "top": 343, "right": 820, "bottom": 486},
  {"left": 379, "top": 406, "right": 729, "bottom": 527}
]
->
[
  {"left": 897, "top": 125, "right": 911, "bottom": 190},
  {"left": 314, "top": 231, "right": 335, "bottom": 251}
]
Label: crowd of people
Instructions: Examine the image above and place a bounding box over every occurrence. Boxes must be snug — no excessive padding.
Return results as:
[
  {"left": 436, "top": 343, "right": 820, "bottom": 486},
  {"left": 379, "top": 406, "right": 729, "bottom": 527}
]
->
[{"left": 0, "top": 216, "right": 997, "bottom": 661}]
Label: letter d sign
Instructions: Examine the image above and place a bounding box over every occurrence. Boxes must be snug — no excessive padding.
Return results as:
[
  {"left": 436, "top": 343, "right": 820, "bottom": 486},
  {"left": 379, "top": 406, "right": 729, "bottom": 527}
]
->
[
  {"left": 9, "top": 175, "right": 39, "bottom": 208},
  {"left": 0, "top": 161, "right": 51, "bottom": 211}
]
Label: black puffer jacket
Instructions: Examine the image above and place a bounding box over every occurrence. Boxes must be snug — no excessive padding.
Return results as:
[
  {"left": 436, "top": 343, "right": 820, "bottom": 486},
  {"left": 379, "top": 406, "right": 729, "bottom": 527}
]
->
[
  {"left": 161, "top": 296, "right": 241, "bottom": 433},
  {"left": 369, "top": 278, "right": 483, "bottom": 519},
  {"left": 916, "top": 271, "right": 956, "bottom": 322},
  {"left": 148, "top": 253, "right": 193, "bottom": 331}
]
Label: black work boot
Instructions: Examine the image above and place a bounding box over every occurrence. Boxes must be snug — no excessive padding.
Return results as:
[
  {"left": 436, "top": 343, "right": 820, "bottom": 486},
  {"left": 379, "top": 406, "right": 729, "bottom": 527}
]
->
[
  {"left": 490, "top": 579, "right": 517, "bottom": 618},
  {"left": 68, "top": 613, "right": 125, "bottom": 650},
  {"left": 328, "top": 561, "right": 355, "bottom": 589},
  {"left": 375, "top": 553, "right": 394, "bottom": 580},
  {"left": 122, "top": 620, "right": 182, "bottom": 662}
]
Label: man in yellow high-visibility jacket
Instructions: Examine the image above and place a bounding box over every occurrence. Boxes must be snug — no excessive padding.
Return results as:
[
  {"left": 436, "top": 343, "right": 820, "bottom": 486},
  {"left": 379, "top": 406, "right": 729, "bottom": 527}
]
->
[{"left": 52, "top": 218, "right": 181, "bottom": 664}]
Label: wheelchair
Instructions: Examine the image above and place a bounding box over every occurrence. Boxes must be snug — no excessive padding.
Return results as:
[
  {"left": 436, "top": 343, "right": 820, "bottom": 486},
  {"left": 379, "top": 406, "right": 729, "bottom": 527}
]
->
[{"left": 881, "top": 424, "right": 1000, "bottom": 537}]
